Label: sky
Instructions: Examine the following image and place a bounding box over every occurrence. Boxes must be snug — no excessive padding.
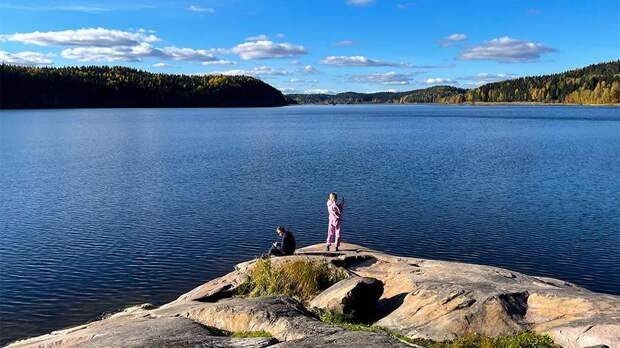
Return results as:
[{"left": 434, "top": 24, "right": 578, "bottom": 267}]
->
[{"left": 1, "top": 0, "right": 619, "bottom": 94}]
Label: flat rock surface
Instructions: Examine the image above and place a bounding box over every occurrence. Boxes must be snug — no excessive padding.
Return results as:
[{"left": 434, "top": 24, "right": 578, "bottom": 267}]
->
[
  {"left": 7, "top": 313, "right": 274, "bottom": 348},
  {"left": 270, "top": 330, "right": 414, "bottom": 348},
  {"left": 8, "top": 242, "right": 619, "bottom": 348}
]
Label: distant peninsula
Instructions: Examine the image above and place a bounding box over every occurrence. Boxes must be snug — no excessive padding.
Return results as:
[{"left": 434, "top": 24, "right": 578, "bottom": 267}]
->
[
  {"left": 0, "top": 65, "right": 287, "bottom": 109},
  {"left": 287, "top": 61, "right": 620, "bottom": 105}
]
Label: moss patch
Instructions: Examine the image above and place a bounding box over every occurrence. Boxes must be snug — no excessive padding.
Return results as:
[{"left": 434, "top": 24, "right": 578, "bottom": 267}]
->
[{"left": 237, "top": 258, "right": 347, "bottom": 303}]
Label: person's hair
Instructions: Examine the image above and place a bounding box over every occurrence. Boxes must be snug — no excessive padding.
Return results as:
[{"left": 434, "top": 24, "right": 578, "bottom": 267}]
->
[
  {"left": 328, "top": 192, "right": 337, "bottom": 200},
  {"left": 276, "top": 226, "right": 286, "bottom": 233}
]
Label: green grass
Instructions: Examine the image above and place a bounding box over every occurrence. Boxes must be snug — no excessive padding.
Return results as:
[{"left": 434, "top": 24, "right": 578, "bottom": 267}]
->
[
  {"left": 196, "top": 326, "right": 273, "bottom": 339},
  {"left": 236, "top": 258, "right": 347, "bottom": 303},
  {"left": 314, "top": 309, "right": 559, "bottom": 348},
  {"left": 229, "top": 330, "right": 273, "bottom": 338},
  {"left": 410, "top": 331, "right": 560, "bottom": 348}
]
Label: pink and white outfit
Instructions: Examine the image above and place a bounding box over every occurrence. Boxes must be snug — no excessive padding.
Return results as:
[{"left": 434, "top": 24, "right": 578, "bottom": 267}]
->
[{"left": 326, "top": 200, "right": 343, "bottom": 248}]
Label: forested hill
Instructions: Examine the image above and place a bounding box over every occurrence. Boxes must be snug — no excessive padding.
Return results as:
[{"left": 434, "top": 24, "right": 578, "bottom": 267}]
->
[
  {"left": 0, "top": 65, "right": 287, "bottom": 109},
  {"left": 288, "top": 61, "right": 620, "bottom": 105},
  {"left": 466, "top": 60, "right": 619, "bottom": 104},
  {"left": 287, "top": 86, "right": 466, "bottom": 105}
]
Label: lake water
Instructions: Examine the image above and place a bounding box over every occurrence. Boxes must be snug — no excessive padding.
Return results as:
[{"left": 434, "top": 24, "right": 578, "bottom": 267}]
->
[{"left": 1, "top": 105, "right": 619, "bottom": 345}]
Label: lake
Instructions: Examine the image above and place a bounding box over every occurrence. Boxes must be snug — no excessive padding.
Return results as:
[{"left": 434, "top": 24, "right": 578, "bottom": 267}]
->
[{"left": 1, "top": 105, "right": 619, "bottom": 345}]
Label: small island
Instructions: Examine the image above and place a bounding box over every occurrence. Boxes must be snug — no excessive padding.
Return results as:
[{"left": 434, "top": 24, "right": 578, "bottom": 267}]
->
[{"left": 8, "top": 243, "right": 618, "bottom": 348}]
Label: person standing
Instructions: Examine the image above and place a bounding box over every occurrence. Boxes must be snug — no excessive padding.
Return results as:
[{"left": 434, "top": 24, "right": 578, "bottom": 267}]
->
[{"left": 326, "top": 192, "right": 344, "bottom": 251}]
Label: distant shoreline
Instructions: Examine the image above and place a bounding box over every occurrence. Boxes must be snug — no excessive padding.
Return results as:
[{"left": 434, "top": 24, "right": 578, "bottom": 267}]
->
[
  {"left": 285, "top": 101, "right": 620, "bottom": 107},
  {"left": 2, "top": 103, "right": 619, "bottom": 111}
]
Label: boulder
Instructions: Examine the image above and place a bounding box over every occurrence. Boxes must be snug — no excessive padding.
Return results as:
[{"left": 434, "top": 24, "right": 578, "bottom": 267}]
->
[
  {"left": 309, "top": 276, "right": 384, "bottom": 321},
  {"left": 152, "top": 296, "right": 341, "bottom": 341},
  {"left": 168, "top": 270, "right": 249, "bottom": 304}
]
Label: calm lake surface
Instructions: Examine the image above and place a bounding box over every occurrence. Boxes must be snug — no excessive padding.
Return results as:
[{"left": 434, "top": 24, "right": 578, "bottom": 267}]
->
[{"left": 1, "top": 105, "right": 619, "bottom": 344}]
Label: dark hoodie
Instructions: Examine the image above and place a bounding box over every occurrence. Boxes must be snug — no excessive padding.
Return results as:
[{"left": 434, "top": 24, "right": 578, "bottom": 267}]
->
[{"left": 281, "top": 230, "right": 296, "bottom": 255}]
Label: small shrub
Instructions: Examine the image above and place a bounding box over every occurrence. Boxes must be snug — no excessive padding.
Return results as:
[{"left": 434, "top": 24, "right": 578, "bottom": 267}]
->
[
  {"left": 237, "top": 258, "right": 347, "bottom": 303},
  {"left": 229, "top": 330, "right": 273, "bottom": 338},
  {"left": 411, "top": 331, "right": 560, "bottom": 348}
]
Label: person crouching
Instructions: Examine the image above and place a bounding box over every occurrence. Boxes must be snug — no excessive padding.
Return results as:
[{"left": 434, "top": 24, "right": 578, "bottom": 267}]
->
[{"left": 268, "top": 226, "right": 296, "bottom": 256}]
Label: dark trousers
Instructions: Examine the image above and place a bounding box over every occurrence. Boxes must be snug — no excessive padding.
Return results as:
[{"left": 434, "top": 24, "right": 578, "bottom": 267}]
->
[{"left": 268, "top": 245, "right": 284, "bottom": 256}]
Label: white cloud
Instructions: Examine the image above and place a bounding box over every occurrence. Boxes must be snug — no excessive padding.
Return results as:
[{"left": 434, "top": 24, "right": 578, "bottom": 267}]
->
[
  {"left": 346, "top": 0, "right": 374, "bottom": 6},
  {"left": 1, "top": 27, "right": 159, "bottom": 47},
  {"left": 304, "top": 89, "right": 336, "bottom": 94},
  {"left": 440, "top": 33, "right": 467, "bottom": 47},
  {"left": 213, "top": 66, "right": 290, "bottom": 76},
  {"left": 457, "top": 72, "right": 517, "bottom": 86},
  {"left": 288, "top": 78, "right": 318, "bottom": 84},
  {"left": 446, "top": 33, "right": 467, "bottom": 41},
  {"left": 0, "top": 50, "right": 53, "bottom": 65},
  {"left": 3, "top": 27, "right": 225, "bottom": 63},
  {"left": 60, "top": 43, "right": 220, "bottom": 62},
  {"left": 334, "top": 40, "right": 354, "bottom": 46},
  {"left": 349, "top": 71, "right": 418, "bottom": 85},
  {"left": 275, "top": 33, "right": 286, "bottom": 38},
  {"left": 60, "top": 44, "right": 151, "bottom": 61},
  {"left": 303, "top": 65, "right": 318, "bottom": 73},
  {"left": 458, "top": 36, "right": 555, "bottom": 63},
  {"left": 320, "top": 55, "right": 409, "bottom": 67},
  {"left": 152, "top": 62, "right": 170, "bottom": 68},
  {"left": 158, "top": 46, "right": 218, "bottom": 61},
  {"left": 232, "top": 40, "right": 307, "bottom": 60},
  {"left": 245, "top": 34, "right": 269, "bottom": 41},
  {"left": 202, "top": 59, "right": 235, "bottom": 65},
  {"left": 423, "top": 77, "right": 456, "bottom": 85},
  {"left": 187, "top": 5, "right": 214, "bottom": 13},
  {"left": 277, "top": 87, "right": 298, "bottom": 93}
]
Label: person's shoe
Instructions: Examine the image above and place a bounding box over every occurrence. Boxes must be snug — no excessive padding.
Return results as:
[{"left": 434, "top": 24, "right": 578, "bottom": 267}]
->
[
  {"left": 335, "top": 246, "right": 339, "bottom": 251},
  {"left": 326, "top": 245, "right": 330, "bottom": 251}
]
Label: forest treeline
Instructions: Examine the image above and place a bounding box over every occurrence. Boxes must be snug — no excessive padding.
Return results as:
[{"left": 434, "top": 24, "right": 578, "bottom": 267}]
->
[
  {"left": 0, "top": 65, "right": 287, "bottom": 109},
  {"left": 288, "top": 61, "right": 620, "bottom": 105},
  {"left": 1, "top": 61, "right": 618, "bottom": 109},
  {"left": 287, "top": 86, "right": 466, "bottom": 105}
]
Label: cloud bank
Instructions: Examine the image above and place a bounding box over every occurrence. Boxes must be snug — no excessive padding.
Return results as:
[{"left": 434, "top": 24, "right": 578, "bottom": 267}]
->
[{"left": 459, "top": 36, "right": 555, "bottom": 63}]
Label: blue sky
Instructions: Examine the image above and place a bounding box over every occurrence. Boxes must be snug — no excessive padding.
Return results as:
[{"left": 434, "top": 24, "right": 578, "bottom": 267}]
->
[{"left": 1, "top": 0, "right": 618, "bottom": 94}]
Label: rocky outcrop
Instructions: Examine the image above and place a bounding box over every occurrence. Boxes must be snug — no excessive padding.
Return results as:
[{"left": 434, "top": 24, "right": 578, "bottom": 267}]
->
[
  {"left": 169, "top": 270, "right": 249, "bottom": 304},
  {"left": 8, "top": 243, "right": 619, "bottom": 348},
  {"left": 298, "top": 244, "right": 620, "bottom": 347},
  {"left": 6, "top": 308, "right": 276, "bottom": 348},
  {"left": 309, "top": 276, "right": 384, "bottom": 321},
  {"left": 152, "top": 296, "right": 340, "bottom": 341}
]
